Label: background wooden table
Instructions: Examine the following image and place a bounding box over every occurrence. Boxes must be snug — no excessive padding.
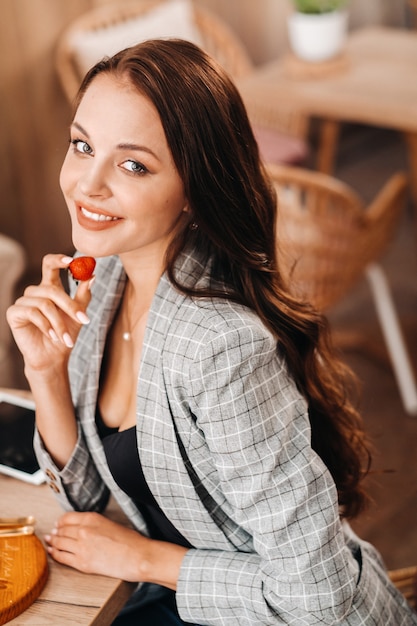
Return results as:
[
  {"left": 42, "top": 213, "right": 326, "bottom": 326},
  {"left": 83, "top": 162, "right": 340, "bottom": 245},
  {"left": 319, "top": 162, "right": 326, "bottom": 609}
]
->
[
  {"left": 238, "top": 26, "right": 417, "bottom": 203},
  {"left": 2, "top": 475, "right": 136, "bottom": 625}
]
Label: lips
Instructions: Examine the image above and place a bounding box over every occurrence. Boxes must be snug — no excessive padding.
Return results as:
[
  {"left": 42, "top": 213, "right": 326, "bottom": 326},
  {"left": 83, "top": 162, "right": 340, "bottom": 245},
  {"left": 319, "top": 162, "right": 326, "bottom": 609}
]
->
[{"left": 76, "top": 204, "right": 121, "bottom": 230}]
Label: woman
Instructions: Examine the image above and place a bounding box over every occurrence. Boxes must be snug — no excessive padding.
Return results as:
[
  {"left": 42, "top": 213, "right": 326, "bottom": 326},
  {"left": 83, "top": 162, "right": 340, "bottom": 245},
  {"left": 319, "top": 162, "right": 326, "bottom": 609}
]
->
[{"left": 7, "top": 39, "right": 416, "bottom": 625}]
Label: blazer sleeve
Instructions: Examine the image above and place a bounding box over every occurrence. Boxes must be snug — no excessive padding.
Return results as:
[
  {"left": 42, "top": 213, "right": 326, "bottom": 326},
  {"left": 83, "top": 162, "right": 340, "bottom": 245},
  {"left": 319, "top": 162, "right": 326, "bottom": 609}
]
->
[
  {"left": 34, "top": 423, "right": 110, "bottom": 513},
  {"left": 176, "top": 319, "right": 360, "bottom": 625}
]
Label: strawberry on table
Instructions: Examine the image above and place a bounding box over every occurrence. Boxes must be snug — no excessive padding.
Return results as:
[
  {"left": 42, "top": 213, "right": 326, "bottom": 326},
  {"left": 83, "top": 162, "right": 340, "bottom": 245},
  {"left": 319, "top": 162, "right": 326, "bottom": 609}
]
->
[{"left": 68, "top": 256, "right": 96, "bottom": 281}]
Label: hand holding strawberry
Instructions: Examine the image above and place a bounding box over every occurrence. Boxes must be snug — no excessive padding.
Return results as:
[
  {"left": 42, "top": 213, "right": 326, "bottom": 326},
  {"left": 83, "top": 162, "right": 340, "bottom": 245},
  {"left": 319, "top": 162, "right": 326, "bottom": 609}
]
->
[{"left": 7, "top": 253, "right": 93, "bottom": 373}]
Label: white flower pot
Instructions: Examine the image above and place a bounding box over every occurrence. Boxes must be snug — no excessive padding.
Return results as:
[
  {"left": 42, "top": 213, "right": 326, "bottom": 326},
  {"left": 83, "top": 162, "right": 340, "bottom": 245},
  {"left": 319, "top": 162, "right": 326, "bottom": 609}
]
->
[{"left": 288, "top": 10, "right": 348, "bottom": 62}]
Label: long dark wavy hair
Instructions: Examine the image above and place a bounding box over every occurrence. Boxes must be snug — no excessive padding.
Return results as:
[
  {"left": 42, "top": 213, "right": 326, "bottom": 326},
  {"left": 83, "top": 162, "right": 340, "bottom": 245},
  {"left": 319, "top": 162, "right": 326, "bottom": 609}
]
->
[{"left": 75, "top": 38, "right": 371, "bottom": 519}]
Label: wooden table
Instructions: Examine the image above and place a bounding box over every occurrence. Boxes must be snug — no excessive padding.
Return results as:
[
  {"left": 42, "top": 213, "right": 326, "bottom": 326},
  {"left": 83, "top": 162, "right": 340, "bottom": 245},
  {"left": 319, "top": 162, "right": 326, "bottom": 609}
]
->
[
  {"left": 1, "top": 474, "right": 136, "bottom": 625},
  {"left": 237, "top": 26, "right": 417, "bottom": 202}
]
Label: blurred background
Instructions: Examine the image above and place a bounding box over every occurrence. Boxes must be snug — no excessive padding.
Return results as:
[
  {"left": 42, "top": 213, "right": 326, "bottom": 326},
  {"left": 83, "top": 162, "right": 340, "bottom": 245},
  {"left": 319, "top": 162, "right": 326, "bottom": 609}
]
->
[
  {"left": 0, "top": 0, "right": 413, "bottom": 276},
  {"left": 1, "top": 0, "right": 417, "bottom": 576}
]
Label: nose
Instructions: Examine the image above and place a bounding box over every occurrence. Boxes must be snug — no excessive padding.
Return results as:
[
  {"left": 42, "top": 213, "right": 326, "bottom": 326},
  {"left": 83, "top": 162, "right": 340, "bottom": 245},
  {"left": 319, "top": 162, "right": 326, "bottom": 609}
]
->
[{"left": 77, "top": 160, "right": 110, "bottom": 199}]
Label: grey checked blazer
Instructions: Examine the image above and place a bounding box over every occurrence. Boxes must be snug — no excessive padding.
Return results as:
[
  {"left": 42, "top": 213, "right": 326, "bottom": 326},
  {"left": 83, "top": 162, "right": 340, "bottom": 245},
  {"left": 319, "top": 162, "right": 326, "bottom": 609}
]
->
[{"left": 35, "top": 249, "right": 417, "bottom": 625}]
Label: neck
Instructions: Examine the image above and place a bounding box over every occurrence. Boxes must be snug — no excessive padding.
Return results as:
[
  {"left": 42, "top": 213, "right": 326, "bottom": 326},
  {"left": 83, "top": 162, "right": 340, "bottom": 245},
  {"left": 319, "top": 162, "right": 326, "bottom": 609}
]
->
[
  {"left": 117, "top": 245, "right": 168, "bottom": 342},
  {"left": 120, "top": 264, "right": 161, "bottom": 343},
  {"left": 119, "top": 247, "right": 165, "bottom": 297}
]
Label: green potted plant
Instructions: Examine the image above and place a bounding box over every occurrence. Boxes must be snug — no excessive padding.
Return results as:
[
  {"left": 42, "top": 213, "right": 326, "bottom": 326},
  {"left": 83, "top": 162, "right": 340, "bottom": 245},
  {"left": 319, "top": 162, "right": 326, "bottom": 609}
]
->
[
  {"left": 288, "top": 0, "right": 349, "bottom": 62},
  {"left": 292, "top": 0, "right": 346, "bottom": 13}
]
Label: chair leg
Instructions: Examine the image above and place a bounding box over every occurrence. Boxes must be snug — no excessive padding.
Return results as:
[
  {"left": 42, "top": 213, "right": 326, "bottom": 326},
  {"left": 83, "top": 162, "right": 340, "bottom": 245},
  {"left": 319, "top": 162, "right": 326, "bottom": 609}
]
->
[
  {"left": 366, "top": 263, "right": 417, "bottom": 416},
  {"left": 316, "top": 119, "right": 340, "bottom": 174}
]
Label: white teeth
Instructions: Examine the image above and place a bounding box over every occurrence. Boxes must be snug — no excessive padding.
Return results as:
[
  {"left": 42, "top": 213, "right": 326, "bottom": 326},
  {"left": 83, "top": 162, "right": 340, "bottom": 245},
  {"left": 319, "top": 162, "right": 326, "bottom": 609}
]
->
[{"left": 80, "top": 206, "right": 118, "bottom": 222}]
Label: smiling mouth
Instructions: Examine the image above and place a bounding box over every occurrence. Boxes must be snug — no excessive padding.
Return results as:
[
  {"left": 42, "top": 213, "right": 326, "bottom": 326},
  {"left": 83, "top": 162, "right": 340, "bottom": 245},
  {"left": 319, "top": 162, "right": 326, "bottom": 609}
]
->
[{"left": 80, "top": 206, "right": 119, "bottom": 222}]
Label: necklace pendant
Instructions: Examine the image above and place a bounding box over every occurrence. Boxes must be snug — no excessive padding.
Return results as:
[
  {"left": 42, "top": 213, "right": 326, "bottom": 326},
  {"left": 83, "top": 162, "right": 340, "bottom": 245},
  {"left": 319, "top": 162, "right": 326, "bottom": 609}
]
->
[{"left": 122, "top": 331, "right": 131, "bottom": 342}]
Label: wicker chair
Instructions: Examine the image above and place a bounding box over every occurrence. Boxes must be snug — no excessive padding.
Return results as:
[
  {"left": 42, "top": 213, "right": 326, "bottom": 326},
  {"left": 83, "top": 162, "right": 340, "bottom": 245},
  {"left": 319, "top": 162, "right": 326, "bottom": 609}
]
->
[
  {"left": 54, "top": 0, "right": 308, "bottom": 166},
  {"left": 409, "top": 0, "right": 417, "bottom": 27},
  {"left": 267, "top": 163, "right": 417, "bottom": 416},
  {"left": 0, "top": 234, "right": 26, "bottom": 387},
  {"left": 389, "top": 565, "right": 417, "bottom": 611}
]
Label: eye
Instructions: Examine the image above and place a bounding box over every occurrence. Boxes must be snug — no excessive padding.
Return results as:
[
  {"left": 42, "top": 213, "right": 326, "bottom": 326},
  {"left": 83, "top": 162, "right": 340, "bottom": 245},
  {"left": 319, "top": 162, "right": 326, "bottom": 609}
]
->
[
  {"left": 121, "top": 160, "right": 147, "bottom": 175},
  {"left": 70, "top": 139, "right": 93, "bottom": 155}
]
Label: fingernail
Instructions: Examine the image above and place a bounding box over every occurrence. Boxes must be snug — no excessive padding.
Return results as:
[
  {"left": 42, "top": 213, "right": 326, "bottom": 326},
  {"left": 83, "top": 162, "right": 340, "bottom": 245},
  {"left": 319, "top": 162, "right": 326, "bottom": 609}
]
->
[
  {"left": 61, "top": 256, "right": 73, "bottom": 265},
  {"left": 88, "top": 276, "right": 96, "bottom": 291},
  {"left": 63, "top": 333, "right": 74, "bottom": 348},
  {"left": 49, "top": 329, "right": 59, "bottom": 342},
  {"left": 76, "top": 311, "right": 90, "bottom": 325},
  {"left": 44, "top": 534, "right": 51, "bottom": 542},
  {"left": 51, "top": 528, "right": 58, "bottom": 535}
]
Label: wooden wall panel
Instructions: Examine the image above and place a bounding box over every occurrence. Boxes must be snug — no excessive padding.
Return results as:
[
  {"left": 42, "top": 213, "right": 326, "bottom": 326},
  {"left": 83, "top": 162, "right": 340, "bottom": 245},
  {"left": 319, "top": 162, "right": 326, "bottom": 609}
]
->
[
  {"left": 0, "top": 0, "right": 408, "bottom": 275},
  {"left": 0, "top": 0, "right": 95, "bottom": 272}
]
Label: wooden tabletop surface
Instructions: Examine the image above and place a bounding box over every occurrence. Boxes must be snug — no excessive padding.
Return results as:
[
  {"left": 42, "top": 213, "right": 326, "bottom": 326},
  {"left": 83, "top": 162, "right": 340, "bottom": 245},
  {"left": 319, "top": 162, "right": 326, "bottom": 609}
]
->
[
  {"left": 1, "top": 464, "right": 135, "bottom": 625},
  {"left": 238, "top": 26, "right": 417, "bottom": 133}
]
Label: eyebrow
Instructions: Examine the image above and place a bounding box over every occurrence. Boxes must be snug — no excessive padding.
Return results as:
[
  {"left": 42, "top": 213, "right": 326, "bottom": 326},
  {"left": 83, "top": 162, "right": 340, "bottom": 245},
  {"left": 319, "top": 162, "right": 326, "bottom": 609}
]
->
[{"left": 71, "top": 121, "right": 160, "bottom": 161}]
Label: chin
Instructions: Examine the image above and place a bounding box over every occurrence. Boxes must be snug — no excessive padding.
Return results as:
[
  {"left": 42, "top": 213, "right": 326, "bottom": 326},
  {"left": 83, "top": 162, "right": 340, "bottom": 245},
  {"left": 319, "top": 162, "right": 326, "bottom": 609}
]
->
[{"left": 71, "top": 231, "right": 104, "bottom": 257}]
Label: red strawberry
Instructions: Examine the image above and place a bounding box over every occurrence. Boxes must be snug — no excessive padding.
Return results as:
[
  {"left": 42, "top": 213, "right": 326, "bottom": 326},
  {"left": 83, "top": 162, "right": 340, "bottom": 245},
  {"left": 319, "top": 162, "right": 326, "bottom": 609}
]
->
[{"left": 68, "top": 256, "right": 96, "bottom": 281}]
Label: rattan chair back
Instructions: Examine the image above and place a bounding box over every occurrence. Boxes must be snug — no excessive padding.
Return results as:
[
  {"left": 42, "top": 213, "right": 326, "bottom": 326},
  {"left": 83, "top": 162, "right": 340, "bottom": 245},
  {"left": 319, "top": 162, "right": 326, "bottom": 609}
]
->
[
  {"left": 389, "top": 565, "right": 417, "bottom": 611},
  {"left": 55, "top": 0, "right": 253, "bottom": 103},
  {"left": 268, "top": 164, "right": 408, "bottom": 311},
  {"left": 54, "top": 0, "right": 308, "bottom": 144}
]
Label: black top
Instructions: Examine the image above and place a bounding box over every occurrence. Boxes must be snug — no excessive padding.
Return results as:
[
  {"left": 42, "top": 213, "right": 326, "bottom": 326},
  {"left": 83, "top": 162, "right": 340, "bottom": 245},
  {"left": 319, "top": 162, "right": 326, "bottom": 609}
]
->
[{"left": 96, "top": 412, "right": 192, "bottom": 548}]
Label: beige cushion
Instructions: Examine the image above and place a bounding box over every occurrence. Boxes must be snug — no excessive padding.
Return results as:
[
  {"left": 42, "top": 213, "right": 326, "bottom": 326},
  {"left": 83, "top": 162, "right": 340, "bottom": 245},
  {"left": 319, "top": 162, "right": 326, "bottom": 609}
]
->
[
  {"left": 71, "top": 0, "right": 203, "bottom": 76},
  {"left": 0, "top": 233, "right": 26, "bottom": 351},
  {"left": 252, "top": 125, "right": 308, "bottom": 165}
]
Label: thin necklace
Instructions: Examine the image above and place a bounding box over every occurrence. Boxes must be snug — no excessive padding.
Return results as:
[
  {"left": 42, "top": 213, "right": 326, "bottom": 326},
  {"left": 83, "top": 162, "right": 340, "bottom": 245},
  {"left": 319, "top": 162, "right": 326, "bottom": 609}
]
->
[{"left": 121, "top": 282, "right": 147, "bottom": 342}]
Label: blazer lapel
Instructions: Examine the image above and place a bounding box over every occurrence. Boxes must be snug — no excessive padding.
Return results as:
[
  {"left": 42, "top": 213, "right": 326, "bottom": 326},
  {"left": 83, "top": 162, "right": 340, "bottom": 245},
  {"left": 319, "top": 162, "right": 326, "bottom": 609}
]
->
[{"left": 136, "top": 257, "right": 235, "bottom": 550}]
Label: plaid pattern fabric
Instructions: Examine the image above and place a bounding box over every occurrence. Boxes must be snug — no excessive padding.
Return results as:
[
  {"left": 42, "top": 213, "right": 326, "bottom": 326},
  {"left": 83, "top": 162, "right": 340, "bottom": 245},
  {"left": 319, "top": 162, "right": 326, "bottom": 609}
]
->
[{"left": 35, "top": 250, "right": 417, "bottom": 625}]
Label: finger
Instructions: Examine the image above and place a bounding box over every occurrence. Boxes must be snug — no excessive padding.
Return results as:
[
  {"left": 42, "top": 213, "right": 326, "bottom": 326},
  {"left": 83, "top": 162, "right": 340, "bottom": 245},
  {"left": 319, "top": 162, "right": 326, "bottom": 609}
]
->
[
  {"left": 46, "top": 544, "right": 77, "bottom": 567},
  {"left": 44, "top": 536, "right": 85, "bottom": 570},
  {"left": 48, "top": 518, "right": 98, "bottom": 553},
  {"left": 56, "top": 511, "right": 100, "bottom": 528},
  {"left": 72, "top": 275, "right": 95, "bottom": 313},
  {"left": 23, "top": 284, "right": 91, "bottom": 328},
  {"left": 8, "top": 297, "right": 62, "bottom": 340},
  {"left": 40, "top": 253, "right": 73, "bottom": 287},
  {"left": 48, "top": 531, "right": 79, "bottom": 552},
  {"left": 10, "top": 296, "right": 76, "bottom": 349},
  {"left": 48, "top": 546, "right": 93, "bottom": 574}
]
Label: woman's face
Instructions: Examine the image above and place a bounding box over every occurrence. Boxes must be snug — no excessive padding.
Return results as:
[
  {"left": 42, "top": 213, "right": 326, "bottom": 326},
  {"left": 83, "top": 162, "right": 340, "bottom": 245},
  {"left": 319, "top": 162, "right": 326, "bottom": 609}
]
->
[{"left": 60, "top": 73, "right": 188, "bottom": 261}]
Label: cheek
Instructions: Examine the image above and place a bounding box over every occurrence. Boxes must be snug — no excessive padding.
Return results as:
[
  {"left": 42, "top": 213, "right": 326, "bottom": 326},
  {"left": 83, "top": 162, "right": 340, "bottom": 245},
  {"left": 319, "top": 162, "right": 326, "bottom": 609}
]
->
[
  {"left": 59, "top": 154, "right": 74, "bottom": 198},
  {"left": 160, "top": 181, "right": 188, "bottom": 217}
]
